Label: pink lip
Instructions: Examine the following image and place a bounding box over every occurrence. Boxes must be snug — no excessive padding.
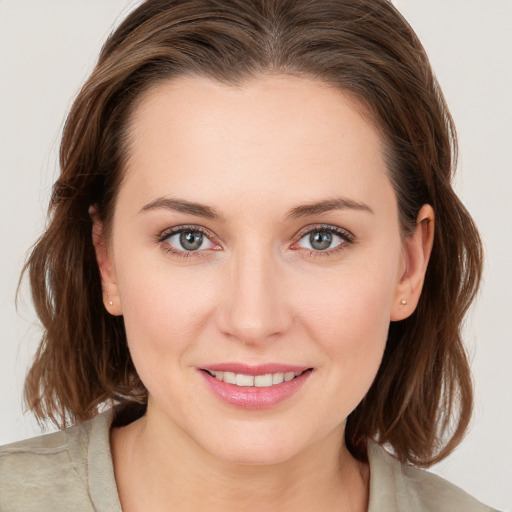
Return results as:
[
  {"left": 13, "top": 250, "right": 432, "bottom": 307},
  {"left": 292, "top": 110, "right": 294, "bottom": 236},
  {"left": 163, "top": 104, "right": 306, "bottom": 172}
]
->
[
  {"left": 201, "top": 362, "right": 310, "bottom": 376},
  {"left": 198, "top": 364, "right": 313, "bottom": 410}
]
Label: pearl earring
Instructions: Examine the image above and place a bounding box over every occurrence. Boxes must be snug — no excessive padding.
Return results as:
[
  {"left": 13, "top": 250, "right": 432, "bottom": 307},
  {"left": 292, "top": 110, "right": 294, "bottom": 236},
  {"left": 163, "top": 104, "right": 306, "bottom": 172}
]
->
[{"left": 400, "top": 299, "right": 407, "bottom": 305}]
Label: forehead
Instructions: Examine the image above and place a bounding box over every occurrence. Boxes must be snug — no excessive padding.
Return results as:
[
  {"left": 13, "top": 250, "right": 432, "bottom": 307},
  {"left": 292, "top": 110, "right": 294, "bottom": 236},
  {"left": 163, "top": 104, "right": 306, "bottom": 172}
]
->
[{"left": 120, "top": 74, "right": 392, "bottom": 215}]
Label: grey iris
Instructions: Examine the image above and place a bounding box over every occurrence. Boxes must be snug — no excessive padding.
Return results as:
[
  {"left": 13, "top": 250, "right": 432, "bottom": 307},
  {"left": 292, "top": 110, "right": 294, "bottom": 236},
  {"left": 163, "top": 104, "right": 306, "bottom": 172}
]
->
[
  {"left": 310, "top": 231, "right": 332, "bottom": 250},
  {"left": 180, "top": 231, "right": 203, "bottom": 250}
]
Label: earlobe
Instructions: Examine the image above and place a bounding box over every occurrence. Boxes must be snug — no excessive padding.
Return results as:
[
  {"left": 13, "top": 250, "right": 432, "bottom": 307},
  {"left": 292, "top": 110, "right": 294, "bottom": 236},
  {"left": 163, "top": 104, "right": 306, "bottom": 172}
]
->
[
  {"left": 89, "top": 205, "right": 122, "bottom": 316},
  {"left": 390, "top": 204, "right": 435, "bottom": 321}
]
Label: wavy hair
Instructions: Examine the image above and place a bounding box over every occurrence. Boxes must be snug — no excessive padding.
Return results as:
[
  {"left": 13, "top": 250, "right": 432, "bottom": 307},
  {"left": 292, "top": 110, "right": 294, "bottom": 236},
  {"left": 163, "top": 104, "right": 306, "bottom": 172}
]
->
[{"left": 23, "top": 0, "right": 482, "bottom": 467}]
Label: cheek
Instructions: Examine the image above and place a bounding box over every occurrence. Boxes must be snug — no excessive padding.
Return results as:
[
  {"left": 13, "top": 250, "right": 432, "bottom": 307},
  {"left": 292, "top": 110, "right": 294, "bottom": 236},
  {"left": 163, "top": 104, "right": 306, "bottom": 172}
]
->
[
  {"left": 305, "top": 279, "right": 391, "bottom": 361},
  {"left": 116, "top": 259, "right": 219, "bottom": 363},
  {"left": 291, "top": 252, "right": 400, "bottom": 400},
  {"left": 295, "top": 252, "right": 398, "bottom": 339}
]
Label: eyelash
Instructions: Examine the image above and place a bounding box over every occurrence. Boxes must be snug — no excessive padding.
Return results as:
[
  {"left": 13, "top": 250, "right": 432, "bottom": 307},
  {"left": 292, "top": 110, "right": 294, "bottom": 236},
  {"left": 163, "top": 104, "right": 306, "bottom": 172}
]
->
[
  {"left": 156, "top": 224, "right": 355, "bottom": 259},
  {"left": 157, "top": 225, "right": 218, "bottom": 259},
  {"left": 292, "top": 224, "right": 354, "bottom": 258}
]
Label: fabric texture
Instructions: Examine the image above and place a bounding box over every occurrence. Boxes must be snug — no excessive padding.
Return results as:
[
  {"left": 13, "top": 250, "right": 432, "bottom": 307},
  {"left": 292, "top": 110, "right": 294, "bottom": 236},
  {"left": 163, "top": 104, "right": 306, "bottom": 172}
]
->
[{"left": 0, "top": 409, "right": 498, "bottom": 511}]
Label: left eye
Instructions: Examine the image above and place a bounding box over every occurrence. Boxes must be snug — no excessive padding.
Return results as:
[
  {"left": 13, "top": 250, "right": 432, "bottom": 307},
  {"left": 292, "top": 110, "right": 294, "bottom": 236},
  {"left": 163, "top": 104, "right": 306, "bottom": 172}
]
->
[
  {"left": 165, "top": 230, "right": 217, "bottom": 251},
  {"left": 296, "top": 229, "right": 347, "bottom": 251}
]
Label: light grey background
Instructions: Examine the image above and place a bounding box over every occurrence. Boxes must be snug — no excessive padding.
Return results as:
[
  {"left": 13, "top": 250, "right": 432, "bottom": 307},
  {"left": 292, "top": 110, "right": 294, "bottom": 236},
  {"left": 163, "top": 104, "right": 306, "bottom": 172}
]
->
[{"left": 1, "top": 1, "right": 510, "bottom": 510}]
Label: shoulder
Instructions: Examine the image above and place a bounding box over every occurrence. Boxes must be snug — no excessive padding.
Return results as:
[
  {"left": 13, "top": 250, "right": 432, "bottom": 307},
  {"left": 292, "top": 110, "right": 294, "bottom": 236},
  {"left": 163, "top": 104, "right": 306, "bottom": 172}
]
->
[
  {"left": 0, "top": 422, "right": 92, "bottom": 511},
  {"left": 0, "top": 410, "right": 120, "bottom": 512},
  {"left": 367, "top": 441, "right": 499, "bottom": 512}
]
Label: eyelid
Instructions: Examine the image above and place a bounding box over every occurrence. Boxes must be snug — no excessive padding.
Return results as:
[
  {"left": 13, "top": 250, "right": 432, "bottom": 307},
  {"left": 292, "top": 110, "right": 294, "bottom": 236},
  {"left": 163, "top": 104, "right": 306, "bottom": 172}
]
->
[
  {"left": 157, "top": 224, "right": 215, "bottom": 243},
  {"left": 290, "top": 224, "right": 355, "bottom": 256},
  {"left": 155, "top": 223, "right": 354, "bottom": 259},
  {"left": 293, "top": 224, "right": 355, "bottom": 244},
  {"left": 157, "top": 224, "right": 222, "bottom": 256}
]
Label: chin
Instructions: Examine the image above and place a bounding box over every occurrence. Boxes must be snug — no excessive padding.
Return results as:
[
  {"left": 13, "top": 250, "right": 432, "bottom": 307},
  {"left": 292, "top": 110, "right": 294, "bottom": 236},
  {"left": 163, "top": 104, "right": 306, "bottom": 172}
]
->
[
  {"left": 210, "top": 441, "right": 301, "bottom": 466},
  {"left": 193, "top": 421, "right": 325, "bottom": 467}
]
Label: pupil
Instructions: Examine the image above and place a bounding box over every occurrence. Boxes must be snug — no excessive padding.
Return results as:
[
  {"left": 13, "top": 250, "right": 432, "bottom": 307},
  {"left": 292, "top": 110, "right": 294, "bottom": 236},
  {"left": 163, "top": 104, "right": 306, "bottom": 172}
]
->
[
  {"left": 180, "top": 231, "right": 203, "bottom": 250},
  {"left": 310, "top": 231, "right": 332, "bottom": 250}
]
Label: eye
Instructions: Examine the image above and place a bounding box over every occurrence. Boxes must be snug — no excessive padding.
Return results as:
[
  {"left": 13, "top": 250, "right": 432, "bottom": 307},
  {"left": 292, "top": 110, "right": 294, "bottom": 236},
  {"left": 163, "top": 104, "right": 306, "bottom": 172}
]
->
[
  {"left": 160, "top": 227, "right": 219, "bottom": 254},
  {"left": 295, "top": 226, "right": 352, "bottom": 253}
]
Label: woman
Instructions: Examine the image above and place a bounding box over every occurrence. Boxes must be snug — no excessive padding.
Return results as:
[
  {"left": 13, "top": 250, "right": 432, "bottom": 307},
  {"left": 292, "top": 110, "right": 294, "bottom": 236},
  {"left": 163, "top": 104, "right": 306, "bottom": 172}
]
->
[{"left": 0, "top": 0, "right": 499, "bottom": 510}]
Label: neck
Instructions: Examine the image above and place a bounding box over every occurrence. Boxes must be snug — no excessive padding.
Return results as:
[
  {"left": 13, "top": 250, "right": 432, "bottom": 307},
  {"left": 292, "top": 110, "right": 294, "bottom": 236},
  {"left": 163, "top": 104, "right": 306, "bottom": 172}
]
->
[{"left": 111, "top": 405, "right": 369, "bottom": 512}]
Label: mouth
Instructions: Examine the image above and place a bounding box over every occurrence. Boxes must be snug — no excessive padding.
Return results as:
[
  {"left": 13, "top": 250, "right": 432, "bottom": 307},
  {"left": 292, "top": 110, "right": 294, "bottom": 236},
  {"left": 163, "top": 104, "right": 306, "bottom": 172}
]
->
[
  {"left": 198, "top": 364, "right": 314, "bottom": 409},
  {"left": 201, "top": 368, "right": 311, "bottom": 388}
]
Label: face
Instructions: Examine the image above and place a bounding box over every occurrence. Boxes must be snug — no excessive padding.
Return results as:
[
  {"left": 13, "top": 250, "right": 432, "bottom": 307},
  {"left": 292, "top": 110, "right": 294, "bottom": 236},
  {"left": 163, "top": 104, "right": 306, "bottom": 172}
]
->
[{"left": 96, "top": 74, "right": 426, "bottom": 465}]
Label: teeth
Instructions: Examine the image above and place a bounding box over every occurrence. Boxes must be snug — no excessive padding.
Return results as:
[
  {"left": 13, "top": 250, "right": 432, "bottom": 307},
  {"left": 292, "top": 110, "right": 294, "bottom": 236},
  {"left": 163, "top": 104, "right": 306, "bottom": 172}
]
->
[
  {"left": 272, "top": 373, "right": 284, "bottom": 384},
  {"left": 236, "top": 374, "right": 254, "bottom": 386},
  {"left": 210, "top": 370, "right": 305, "bottom": 387},
  {"left": 254, "top": 374, "right": 273, "bottom": 387},
  {"left": 223, "top": 371, "right": 236, "bottom": 384},
  {"left": 284, "top": 372, "right": 295, "bottom": 382}
]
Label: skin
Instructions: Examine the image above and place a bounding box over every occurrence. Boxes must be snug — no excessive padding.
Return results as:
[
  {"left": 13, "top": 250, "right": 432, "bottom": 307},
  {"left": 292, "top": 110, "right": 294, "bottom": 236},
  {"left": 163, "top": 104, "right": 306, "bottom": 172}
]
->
[{"left": 93, "top": 74, "right": 434, "bottom": 512}]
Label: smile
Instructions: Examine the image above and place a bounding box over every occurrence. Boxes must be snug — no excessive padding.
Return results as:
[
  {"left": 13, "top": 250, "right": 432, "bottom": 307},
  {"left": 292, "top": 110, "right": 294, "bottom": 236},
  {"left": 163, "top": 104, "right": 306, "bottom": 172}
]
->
[
  {"left": 204, "top": 370, "right": 306, "bottom": 387},
  {"left": 199, "top": 365, "right": 313, "bottom": 409}
]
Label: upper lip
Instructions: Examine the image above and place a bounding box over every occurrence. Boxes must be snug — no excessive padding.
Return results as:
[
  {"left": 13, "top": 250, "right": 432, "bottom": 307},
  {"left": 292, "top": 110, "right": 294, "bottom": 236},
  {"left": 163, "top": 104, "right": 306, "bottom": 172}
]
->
[{"left": 199, "top": 362, "right": 312, "bottom": 376}]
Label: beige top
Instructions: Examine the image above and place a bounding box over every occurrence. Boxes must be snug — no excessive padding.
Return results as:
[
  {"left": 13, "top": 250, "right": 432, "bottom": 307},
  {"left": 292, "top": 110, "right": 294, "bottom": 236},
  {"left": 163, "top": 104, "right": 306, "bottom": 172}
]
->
[{"left": 0, "top": 409, "right": 497, "bottom": 512}]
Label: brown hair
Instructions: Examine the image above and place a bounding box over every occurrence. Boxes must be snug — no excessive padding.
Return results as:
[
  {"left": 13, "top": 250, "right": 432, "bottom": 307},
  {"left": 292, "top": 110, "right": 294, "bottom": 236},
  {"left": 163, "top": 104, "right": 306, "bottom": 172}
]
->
[{"left": 23, "top": 0, "right": 482, "bottom": 467}]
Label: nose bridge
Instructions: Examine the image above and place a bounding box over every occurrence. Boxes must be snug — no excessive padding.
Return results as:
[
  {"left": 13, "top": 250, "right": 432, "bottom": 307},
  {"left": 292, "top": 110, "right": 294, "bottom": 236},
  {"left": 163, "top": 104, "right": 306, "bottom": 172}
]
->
[{"left": 217, "top": 239, "right": 290, "bottom": 344}]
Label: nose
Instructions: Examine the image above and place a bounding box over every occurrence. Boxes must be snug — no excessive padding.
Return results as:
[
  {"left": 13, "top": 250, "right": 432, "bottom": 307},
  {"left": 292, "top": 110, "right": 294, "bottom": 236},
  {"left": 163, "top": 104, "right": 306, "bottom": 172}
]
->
[{"left": 216, "top": 244, "right": 293, "bottom": 345}]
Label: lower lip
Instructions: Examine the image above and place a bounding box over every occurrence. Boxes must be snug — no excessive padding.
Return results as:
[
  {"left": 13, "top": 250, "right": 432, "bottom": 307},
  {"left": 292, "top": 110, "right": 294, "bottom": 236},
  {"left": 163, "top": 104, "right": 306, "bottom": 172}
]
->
[{"left": 199, "top": 370, "right": 312, "bottom": 409}]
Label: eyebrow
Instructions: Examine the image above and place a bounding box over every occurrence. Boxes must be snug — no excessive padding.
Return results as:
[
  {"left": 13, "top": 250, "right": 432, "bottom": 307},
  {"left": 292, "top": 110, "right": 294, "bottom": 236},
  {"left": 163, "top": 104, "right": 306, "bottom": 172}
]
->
[
  {"left": 140, "top": 197, "right": 226, "bottom": 221},
  {"left": 287, "top": 198, "right": 374, "bottom": 218},
  {"left": 139, "top": 196, "right": 373, "bottom": 221}
]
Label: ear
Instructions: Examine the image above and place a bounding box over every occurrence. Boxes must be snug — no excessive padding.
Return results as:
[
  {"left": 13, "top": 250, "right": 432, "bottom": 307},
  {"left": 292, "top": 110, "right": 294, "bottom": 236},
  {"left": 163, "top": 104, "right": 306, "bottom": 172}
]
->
[
  {"left": 390, "top": 204, "right": 434, "bottom": 321},
  {"left": 89, "top": 205, "right": 123, "bottom": 316}
]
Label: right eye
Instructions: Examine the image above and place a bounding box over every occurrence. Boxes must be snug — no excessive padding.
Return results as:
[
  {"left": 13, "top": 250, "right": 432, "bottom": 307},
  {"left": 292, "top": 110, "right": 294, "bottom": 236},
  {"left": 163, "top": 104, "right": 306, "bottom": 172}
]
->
[{"left": 159, "top": 226, "right": 220, "bottom": 256}]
